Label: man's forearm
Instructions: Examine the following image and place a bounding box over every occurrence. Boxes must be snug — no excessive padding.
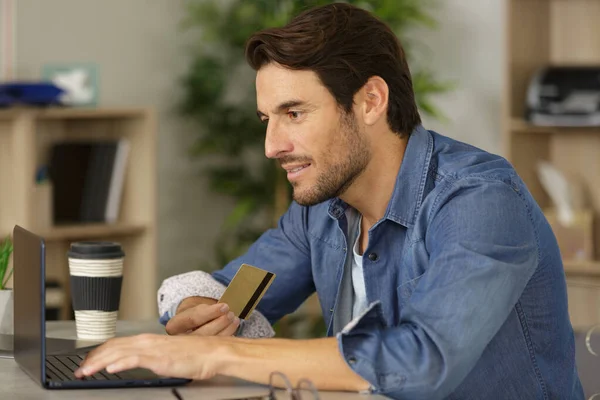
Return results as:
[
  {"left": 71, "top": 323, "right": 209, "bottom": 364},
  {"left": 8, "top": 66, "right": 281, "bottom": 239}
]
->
[{"left": 214, "top": 336, "right": 371, "bottom": 392}]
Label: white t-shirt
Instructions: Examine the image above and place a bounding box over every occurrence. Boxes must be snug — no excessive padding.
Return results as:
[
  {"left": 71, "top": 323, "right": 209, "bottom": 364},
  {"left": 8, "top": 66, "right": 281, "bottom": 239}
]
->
[{"left": 351, "top": 217, "right": 369, "bottom": 319}]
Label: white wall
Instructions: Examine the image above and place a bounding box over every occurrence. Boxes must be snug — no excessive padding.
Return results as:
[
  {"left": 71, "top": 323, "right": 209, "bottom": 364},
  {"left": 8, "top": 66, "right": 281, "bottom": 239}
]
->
[
  {"left": 11, "top": 0, "right": 505, "bottom": 286},
  {"left": 416, "top": 0, "right": 504, "bottom": 155},
  {"left": 14, "top": 0, "right": 235, "bottom": 285}
]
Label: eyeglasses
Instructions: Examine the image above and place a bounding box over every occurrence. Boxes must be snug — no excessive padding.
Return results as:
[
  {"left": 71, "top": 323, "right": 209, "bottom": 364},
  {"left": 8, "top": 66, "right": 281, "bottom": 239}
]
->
[
  {"left": 586, "top": 324, "right": 599, "bottom": 400},
  {"left": 171, "top": 371, "right": 320, "bottom": 400},
  {"left": 586, "top": 324, "right": 599, "bottom": 357}
]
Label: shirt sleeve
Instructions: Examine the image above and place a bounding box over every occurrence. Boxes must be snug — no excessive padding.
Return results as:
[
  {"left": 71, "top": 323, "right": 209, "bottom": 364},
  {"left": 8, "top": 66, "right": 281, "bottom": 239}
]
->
[
  {"left": 212, "top": 201, "right": 314, "bottom": 324},
  {"left": 157, "top": 269, "right": 275, "bottom": 338},
  {"left": 337, "top": 177, "right": 539, "bottom": 399}
]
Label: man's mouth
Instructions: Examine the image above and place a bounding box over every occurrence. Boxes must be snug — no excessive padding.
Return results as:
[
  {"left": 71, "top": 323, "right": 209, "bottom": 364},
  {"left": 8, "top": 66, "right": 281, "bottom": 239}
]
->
[
  {"left": 283, "top": 163, "right": 311, "bottom": 179},
  {"left": 287, "top": 165, "right": 309, "bottom": 173}
]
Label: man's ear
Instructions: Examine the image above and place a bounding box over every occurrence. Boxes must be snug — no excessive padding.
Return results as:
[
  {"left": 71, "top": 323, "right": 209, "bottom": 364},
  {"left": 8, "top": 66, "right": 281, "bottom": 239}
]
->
[{"left": 359, "top": 76, "right": 389, "bottom": 127}]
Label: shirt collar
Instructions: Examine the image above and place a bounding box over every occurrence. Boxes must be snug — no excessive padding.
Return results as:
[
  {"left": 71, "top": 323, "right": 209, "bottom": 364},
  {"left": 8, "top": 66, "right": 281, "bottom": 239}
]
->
[
  {"left": 386, "top": 124, "right": 433, "bottom": 227},
  {"left": 328, "top": 125, "right": 433, "bottom": 227}
]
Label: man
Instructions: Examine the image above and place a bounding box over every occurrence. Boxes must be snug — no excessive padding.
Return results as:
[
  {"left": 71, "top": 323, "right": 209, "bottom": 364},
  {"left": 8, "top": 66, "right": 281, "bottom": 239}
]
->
[{"left": 75, "top": 3, "right": 584, "bottom": 399}]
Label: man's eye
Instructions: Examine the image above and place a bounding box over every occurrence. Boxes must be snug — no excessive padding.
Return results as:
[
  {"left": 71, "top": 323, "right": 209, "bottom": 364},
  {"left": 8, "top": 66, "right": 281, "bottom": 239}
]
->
[
  {"left": 260, "top": 118, "right": 269, "bottom": 125},
  {"left": 288, "top": 111, "right": 302, "bottom": 120}
]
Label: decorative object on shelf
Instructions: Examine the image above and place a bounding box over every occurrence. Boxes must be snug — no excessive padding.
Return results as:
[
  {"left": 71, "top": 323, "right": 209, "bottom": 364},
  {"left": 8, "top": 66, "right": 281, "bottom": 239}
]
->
[
  {"left": 526, "top": 66, "right": 600, "bottom": 127},
  {"left": 0, "top": 82, "right": 64, "bottom": 107},
  {"left": 41, "top": 63, "right": 99, "bottom": 107},
  {"left": 179, "top": 0, "right": 453, "bottom": 274},
  {"left": 537, "top": 161, "right": 594, "bottom": 261},
  {"left": 545, "top": 209, "right": 594, "bottom": 262},
  {"left": 0, "top": 235, "right": 13, "bottom": 334}
]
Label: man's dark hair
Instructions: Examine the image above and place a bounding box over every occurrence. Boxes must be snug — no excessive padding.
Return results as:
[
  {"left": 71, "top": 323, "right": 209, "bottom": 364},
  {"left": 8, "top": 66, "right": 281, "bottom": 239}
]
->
[{"left": 245, "top": 2, "right": 421, "bottom": 137}]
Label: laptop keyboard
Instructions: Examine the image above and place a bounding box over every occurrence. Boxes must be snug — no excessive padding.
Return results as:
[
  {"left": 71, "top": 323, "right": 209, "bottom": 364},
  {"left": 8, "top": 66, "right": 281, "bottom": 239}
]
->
[{"left": 46, "top": 355, "right": 124, "bottom": 382}]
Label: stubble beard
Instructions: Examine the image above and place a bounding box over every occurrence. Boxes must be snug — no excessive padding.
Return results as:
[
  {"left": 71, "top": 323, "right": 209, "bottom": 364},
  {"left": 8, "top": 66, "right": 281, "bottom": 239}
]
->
[{"left": 293, "top": 111, "right": 371, "bottom": 206}]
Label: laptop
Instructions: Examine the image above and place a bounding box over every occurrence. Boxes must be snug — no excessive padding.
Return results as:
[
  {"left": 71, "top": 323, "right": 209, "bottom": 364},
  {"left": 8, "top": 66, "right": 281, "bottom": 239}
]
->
[
  {"left": 0, "top": 333, "right": 99, "bottom": 359},
  {"left": 13, "top": 225, "right": 192, "bottom": 389}
]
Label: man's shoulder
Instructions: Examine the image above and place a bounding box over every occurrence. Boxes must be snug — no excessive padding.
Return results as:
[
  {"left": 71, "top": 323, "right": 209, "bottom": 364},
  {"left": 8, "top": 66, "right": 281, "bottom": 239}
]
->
[
  {"left": 429, "top": 130, "right": 515, "bottom": 184},
  {"left": 421, "top": 130, "right": 532, "bottom": 217}
]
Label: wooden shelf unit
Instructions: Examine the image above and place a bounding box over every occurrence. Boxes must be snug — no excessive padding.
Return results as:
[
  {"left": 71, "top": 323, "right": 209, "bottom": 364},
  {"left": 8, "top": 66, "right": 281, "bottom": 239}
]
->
[
  {"left": 40, "top": 223, "right": 147, "bottom": 242},
  {"left": 564, "top": 261, "right": 600, "bottom": 278},
  {"left": 505, "top": 0, "right": 600, "bottom": 330},
  {"left": 0, "top": 107, "right": 157, "bottom": 321}
]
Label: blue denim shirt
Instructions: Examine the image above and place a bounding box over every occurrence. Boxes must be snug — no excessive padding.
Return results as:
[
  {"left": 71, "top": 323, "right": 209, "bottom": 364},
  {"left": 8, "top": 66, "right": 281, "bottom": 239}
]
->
[{"left": 212, "top": 126, "right": 583, "bottom": 399}]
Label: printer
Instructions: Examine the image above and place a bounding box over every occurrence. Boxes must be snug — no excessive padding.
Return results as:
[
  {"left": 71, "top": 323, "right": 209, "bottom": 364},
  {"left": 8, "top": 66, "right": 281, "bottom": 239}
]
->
[{"left": 526, "top": 66, "right": 600, "bottom": 126}]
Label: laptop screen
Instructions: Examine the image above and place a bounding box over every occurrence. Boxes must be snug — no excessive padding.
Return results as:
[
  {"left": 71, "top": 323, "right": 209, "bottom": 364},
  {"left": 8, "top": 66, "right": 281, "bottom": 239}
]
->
[{"left": 13, "top": 225, "right": 46, "bottom": 385}]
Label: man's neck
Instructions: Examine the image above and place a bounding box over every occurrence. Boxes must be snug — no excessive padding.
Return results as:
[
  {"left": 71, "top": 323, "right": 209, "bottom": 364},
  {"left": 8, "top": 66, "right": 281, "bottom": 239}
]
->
[{"left": 340, "top": 134, "right": 408, "bottom": 229}]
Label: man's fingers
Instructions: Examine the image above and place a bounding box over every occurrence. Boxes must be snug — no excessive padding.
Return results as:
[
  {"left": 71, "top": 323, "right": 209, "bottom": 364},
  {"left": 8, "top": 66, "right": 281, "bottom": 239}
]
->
[
  {"left": 166, "top": 303, "right": 230, "bottom": 335},
  {"left": 189, "top": 313, "right": 231, "bottom": 336},
  {"left": 176, "top": 296, "right": 217, "bottom": 314},
  {"left": 106, "top": 354, "right": 156, "bottom": 374},
  {"left": 190, "top": 312, "right": 239, "bottom": 336},
  {"left": 75, "top": 334, "right": 160, "bottom": 378},
  {"left": 217, "top": 317, "right": 241, "bottom": 336},
  {"left": 76, "top": 347, "right": 127, "bottom": 377}
]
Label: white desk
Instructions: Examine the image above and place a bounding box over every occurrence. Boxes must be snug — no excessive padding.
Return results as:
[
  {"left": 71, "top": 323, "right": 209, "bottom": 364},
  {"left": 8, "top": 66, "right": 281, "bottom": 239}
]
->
[{"left": 0, "top": 320, "right": 386, "bottom": 400}]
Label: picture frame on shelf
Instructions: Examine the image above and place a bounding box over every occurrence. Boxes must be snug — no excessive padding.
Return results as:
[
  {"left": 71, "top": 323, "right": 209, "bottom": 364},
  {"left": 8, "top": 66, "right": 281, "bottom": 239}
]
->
[{"left": 41, "top": 63, "right": 99, "bottom": 107}]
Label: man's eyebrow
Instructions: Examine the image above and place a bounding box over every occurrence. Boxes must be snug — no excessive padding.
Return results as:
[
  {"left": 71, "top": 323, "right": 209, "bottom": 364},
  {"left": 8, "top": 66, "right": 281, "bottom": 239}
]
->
[{"left": 256, "top": 100, "right": 308, "bottom": 120}]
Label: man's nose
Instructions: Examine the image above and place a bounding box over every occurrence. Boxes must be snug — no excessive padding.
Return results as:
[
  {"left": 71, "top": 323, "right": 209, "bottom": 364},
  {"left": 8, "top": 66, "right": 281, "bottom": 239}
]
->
[{"left": 264, "top": 120, "right": 293, "bottom": 159}]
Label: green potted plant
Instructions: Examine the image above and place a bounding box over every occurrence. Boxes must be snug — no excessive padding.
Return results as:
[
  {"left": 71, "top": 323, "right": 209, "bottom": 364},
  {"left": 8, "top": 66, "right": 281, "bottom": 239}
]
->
[{"left": 0, "top": 236, "right": 14, "bottom": 334}]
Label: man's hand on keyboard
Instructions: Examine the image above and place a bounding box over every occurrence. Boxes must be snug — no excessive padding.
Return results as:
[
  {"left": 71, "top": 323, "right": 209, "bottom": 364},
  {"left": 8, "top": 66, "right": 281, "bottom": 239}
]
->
[{"left": 73, "top": 334, "right": 222, "bottom": 380}]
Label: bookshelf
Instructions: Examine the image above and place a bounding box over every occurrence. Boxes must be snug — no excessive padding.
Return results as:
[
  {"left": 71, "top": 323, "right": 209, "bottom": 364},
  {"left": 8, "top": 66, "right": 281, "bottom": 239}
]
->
[
  {"left": 504, "top": 0, "right": 600, "bottom": 330},
  {"left": 0, "top": 107, "right": 157, "bottom": 321}
]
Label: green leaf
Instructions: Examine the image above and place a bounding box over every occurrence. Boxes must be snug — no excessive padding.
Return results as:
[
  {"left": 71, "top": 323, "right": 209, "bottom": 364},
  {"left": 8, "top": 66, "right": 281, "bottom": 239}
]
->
[
  {"left": 223, "top": 198, "right": 259, "bottom": 229},
  {"left": 1, "top": 268, "right": 13, "bottom": 290},
  {"left": 0, "top": 236, "right": 13, "bottom": 290}
]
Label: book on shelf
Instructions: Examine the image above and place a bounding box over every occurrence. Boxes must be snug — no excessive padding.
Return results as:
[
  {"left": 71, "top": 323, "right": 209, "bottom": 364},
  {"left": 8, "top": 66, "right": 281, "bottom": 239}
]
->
[
  {"left": 48, "top": 139, "right": 130, "bottom": 224},
  {"left": 105, "top": 140, "right": 130, "bottom": 223}
]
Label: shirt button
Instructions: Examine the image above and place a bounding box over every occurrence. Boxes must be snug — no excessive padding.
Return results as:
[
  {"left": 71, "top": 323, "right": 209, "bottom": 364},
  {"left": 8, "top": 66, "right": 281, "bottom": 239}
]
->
[
  {"left": 368, "top": 252, "right": 378, "bottom": 262},
  {"left": 329, "top": 308, "right": 334, "bottom": 313}
]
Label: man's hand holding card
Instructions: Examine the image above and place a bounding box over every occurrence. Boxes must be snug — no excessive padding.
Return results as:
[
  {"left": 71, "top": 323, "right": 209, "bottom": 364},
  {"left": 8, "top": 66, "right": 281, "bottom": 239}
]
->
[{"left": 165, "top": 264, "right": 275, "bottom": 337}]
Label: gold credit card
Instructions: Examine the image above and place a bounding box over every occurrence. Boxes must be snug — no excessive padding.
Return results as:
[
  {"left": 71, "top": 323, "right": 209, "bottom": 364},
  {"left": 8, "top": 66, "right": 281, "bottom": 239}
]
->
[{"left": 218, "top": 263, "right": 276, "bottom": 320}]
